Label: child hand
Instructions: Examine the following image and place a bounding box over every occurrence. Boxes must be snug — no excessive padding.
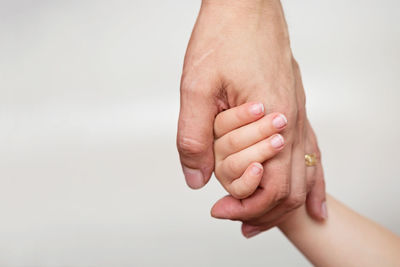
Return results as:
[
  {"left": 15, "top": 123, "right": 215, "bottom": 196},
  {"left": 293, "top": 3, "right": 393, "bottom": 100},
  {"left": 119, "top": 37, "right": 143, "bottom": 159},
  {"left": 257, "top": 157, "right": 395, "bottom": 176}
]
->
[{"left": 214, "top": 102, "right": 288, "bottom": 199}]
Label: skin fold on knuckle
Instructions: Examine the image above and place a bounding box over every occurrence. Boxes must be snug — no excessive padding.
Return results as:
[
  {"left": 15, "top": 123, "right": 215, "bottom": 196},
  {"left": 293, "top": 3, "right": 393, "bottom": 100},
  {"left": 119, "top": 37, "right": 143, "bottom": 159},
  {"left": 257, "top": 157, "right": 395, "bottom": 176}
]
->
[
  {"left": 177, "top": 136, "right": 209, "bottom": 157},
  {"left": 272, "top": 181, "right": 291, "bottom": 205},
  {"left": 180, "top": 73, "right": 216, "bottom": 102},
  {"left": 233, "top": 107, "right": 247, "bottom": 123},
  {"left": 306, "top": 175, "right": 317, "bottom": 192},
  {"left": 284, "top": 192, "right": 307, "bottom": 211},
  {"left": 227, "top": 134, "right": 240, "bottom": 150},
  {"left": 224, "top": 157, "right": 241, "bottom": 178}
]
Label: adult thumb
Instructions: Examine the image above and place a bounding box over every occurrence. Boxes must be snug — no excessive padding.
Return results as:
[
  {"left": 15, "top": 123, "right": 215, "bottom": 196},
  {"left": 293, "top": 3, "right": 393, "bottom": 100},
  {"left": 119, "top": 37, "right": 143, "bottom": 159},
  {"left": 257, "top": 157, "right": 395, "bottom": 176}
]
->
[{"left": 177, "top": 81, "right": 218, "bottom": 189}]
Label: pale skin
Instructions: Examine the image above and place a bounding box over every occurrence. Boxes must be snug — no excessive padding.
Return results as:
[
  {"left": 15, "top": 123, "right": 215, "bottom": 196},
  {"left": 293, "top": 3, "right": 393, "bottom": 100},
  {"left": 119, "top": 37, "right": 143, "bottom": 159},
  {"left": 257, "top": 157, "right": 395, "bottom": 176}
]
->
[
  {"left": 214, "top": 104, "right": 400, "bottom": 266},
  {"left": 280, "top": 197, "right": 400, "bottom": 267},
  {"left": 177, "top": 0, "right": 326, "bottom": 237},
  {"left": 213, "top": 102, "right": 287, "bottom": 199}
]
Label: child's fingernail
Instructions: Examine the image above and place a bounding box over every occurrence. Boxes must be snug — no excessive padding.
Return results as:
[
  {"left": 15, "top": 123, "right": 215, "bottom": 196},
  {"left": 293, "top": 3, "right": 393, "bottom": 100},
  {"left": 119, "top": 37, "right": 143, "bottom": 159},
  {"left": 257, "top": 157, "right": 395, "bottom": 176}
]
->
[
  {"left": 270, "top": 134, "right": 284, "bottom": 149},
  {"left": 250, "top": 103, "right": 264, "bottom": 115},
  {"left": 250, "top": 163, "right": 263, "bottom": 175},
  {"left": 272, "top": 114, "right": 288, "bottom": 129},
  {"left": 321, "top": 201, "right": 328, "bottom": 220}
]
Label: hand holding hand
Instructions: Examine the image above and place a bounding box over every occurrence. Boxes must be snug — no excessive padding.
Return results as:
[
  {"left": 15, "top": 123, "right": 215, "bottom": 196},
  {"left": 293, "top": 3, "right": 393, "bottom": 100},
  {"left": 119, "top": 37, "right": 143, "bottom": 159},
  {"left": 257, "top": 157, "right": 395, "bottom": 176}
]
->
[{"left": 177, "top": 0, "right": 326, "bottom": 237}]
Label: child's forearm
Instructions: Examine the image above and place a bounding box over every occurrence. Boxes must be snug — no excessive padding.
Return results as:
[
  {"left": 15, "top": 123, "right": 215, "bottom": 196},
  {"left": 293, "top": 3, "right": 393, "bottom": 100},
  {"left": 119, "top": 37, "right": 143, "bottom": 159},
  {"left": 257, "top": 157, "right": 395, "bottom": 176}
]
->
[{"left": 278, "top": 194, "right": 400, "bottom": 267}]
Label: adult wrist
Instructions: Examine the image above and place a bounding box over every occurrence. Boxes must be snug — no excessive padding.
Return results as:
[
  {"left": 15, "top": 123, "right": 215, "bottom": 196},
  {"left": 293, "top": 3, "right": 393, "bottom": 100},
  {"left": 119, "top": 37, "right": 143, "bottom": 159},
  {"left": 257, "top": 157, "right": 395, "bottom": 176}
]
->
[
  {"left": 202, "top": 0, "right": 278, "bottom": 8},
  {"left": 200, "top": 0, "right": 289, "bottom": 42},
  {"left": 201, "top": 0, "right": 282, "bottom": 14}
]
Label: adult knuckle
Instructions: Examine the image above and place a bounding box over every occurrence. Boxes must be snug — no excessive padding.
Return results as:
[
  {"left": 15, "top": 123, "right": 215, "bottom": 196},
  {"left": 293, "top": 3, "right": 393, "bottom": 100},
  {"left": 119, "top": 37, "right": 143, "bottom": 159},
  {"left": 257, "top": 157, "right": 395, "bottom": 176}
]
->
[
  {"left": 177, "top": 136, "right": 208, "bottom": 156},
  {"left": 181, "top": 83, "right": 201, "bottom": 98},
  {"left": 181, "top": 76, "right": 212, "bottom": 99},
  {"left": 285, "top": 193, "right": 306, "bottom": 211},
  {"left": 273, "top": 183, "right": 291, "bottom": 204},
  {"left": 278, "top": 101, "right": 297, "bottom": 115},
  {"left": 271, "top": 103, "right": 288, "bottom": 117},
  {"left": 180, "top": 74, "right": 196, "bottom": 91},
  {"left": 306, "top": 176, "right": 317, "bottom": 192}
]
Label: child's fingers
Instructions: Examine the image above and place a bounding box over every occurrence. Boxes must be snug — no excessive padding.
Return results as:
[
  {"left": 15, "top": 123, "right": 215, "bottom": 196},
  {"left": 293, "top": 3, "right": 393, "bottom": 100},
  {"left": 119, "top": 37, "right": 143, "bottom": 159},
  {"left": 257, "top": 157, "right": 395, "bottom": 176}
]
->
[
  {"left": 214, "top": 112, "right": 287, "bottom": 160},
  {"left": 228, "top": 163, "right": 264, "bottom": 199},
  {"left": 214, "top": 102, "right": 265, "bottom": 139},
  {"left": 216, "top": 134, "right": 285, "bottom": 182}
]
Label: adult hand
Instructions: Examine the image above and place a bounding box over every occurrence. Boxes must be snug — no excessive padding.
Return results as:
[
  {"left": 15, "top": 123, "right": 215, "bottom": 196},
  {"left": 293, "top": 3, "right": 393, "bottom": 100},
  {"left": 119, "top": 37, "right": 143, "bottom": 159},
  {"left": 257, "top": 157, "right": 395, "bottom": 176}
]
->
[{"left": 177, "top": 0, "right": 326, "bottom": 237}]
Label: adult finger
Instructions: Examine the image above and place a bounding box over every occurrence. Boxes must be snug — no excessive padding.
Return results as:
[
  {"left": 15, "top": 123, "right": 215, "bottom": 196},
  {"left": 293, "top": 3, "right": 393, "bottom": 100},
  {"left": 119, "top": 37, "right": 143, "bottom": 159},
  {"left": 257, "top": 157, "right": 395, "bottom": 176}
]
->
[
  {"left": 306, "top": 163, "right": 327, "bottom": 221},
  {"left": 177, "top": 80, "right": 218, "bottom": 189},
  {"left": 304, "top": 122, "right": 327, "bottom": 221}
]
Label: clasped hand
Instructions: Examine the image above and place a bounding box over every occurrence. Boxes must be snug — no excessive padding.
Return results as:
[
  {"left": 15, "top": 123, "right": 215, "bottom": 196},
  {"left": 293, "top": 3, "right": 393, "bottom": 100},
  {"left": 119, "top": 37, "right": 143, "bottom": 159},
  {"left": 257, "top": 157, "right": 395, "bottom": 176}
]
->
[{"left": 177, "top": 0, "right": 326, "bottom": 237}]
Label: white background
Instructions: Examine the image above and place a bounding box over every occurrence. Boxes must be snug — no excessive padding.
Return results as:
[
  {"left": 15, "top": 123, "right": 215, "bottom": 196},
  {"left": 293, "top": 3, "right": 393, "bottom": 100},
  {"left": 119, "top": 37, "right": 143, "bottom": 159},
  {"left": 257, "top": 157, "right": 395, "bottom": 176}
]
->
[{"left": 1, "top": 0, "right": 399, "bottom": 266}]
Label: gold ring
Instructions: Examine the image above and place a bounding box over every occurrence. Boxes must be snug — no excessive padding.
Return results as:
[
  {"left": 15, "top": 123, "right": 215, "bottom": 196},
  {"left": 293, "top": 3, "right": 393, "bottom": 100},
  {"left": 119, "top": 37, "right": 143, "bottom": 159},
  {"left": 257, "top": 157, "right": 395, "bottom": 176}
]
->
[{"left": 305, "top": 153, "right": 317, "bottom": 167}]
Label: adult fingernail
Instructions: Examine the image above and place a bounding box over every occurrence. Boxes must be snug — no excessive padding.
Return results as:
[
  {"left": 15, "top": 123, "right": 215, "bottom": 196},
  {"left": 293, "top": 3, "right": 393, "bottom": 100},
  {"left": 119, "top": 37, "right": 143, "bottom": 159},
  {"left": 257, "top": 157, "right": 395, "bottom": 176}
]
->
[
  {"left": 182, "top": 166, "right": 204, "bottom": 189},
  {"left": 272, "top": 114, "right": 288, "bottom": 129},
  {"left": 250, "top": 103, "right": 264, "bottom": 115},
  {"left": 321, "top": 201, "right": 328, "bottom": 219},
  {"left": 250, "top": 163, "right": 263, "bottom": 175},
  {"left": 270, "top": 134, "right": 284, "bottom": 149},
  {"left": 245, "top": 229, "right": 262, "bottom": 238}
]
